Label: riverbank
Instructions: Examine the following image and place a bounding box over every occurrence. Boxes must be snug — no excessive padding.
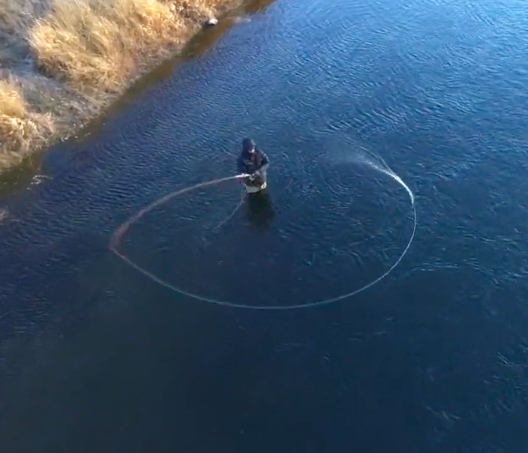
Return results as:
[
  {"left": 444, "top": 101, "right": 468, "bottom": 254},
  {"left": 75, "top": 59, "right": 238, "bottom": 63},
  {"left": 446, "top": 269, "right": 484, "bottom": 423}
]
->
[{"left": 0, "top": 0, "right": 240, "bottom": 173}]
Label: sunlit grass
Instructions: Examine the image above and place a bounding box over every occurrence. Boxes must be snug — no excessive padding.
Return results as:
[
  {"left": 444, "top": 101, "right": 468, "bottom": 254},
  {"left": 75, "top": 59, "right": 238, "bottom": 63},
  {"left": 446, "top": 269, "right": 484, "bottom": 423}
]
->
[
  {"left": 0, "top": 0, "right": 236, "bottom": 172},
  {"left": 0, "top": 79, "right": 54, "bottom": 169},
  {"left": 29, "top": 0, "right": 216, "bottom": 93}
]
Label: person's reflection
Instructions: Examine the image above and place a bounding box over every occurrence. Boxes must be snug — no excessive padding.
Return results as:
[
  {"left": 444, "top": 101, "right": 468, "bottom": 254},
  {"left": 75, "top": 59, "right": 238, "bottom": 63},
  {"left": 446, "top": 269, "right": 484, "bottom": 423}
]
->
[{"left": 245, "top": 191, "right": 276, "bottom": 231}]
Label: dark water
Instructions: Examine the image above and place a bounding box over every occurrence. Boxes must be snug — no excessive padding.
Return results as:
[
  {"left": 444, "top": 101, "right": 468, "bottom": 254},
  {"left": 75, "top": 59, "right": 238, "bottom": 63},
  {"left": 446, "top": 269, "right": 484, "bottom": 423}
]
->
[{"left": 2, "top": 0, "right": 528, "bottom": 451}]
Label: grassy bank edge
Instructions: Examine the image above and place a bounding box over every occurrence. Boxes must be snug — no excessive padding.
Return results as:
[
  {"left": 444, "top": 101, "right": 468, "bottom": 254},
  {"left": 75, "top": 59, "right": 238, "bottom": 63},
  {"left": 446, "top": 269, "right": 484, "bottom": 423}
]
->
[{"left": 0, "top": 0, "right": 242, "bottom": 174}]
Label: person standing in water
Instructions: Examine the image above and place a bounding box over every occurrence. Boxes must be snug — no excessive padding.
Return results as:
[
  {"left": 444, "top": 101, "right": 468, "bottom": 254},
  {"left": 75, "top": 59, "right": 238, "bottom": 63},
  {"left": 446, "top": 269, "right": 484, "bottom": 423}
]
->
[{"left": 237, "top": 138, "right": 270, "bottom": 192}]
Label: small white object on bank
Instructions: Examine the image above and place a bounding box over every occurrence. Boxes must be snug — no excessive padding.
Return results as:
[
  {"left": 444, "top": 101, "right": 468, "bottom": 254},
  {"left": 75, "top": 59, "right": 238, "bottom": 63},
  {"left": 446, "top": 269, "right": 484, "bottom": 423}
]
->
[{"left": 205, "top": 17, "right": 219, "bottom": 26}]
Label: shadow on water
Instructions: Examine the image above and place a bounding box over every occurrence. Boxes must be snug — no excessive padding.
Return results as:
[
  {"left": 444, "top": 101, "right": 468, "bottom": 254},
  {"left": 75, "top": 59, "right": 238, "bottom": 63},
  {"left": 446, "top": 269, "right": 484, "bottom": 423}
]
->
[
  {"left": 0, "top": 160, "right": 44, "bottom": 197},
  {"left": 245, "top": 191, "right": 277, "bottom": 232}
]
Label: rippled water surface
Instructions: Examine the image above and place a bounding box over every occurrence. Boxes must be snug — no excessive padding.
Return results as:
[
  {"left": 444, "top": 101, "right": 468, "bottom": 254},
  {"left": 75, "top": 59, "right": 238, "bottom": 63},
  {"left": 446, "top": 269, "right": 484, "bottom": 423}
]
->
[{"left": 1, "top": 0, "right": 528, "bottom": 451}]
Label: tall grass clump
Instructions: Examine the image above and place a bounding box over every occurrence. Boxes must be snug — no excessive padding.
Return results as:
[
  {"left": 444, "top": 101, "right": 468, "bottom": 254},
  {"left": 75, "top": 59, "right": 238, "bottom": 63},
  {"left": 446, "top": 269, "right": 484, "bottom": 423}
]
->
[
  {"left": 0, "top": 0, "right": 239, "bottom": 173},
  {"left": 0, "top": 79, "right": 54, "bottom": 168},
  {"left": 29, "top": 0, "right": 216, "bottom": 94}
]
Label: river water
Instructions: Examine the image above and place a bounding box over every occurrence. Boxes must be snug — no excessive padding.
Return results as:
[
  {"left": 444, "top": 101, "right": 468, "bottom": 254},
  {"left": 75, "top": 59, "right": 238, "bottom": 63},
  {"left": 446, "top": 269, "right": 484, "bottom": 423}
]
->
[{"left": 1, "top": 0, "right": 528, "bottom": 451}]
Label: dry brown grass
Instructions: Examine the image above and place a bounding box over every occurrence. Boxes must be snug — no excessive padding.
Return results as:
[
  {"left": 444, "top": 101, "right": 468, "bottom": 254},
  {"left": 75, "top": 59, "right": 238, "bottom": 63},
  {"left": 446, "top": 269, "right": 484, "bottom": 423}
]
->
[
  {"left": 29, "top": 0, "right": 216, "bottom": 93},
  {"left": 0, "top": 78, "right": 54, "bottom": 169},
  {"left": 0, "top": 0, "right": 239, "bottom": 173}
]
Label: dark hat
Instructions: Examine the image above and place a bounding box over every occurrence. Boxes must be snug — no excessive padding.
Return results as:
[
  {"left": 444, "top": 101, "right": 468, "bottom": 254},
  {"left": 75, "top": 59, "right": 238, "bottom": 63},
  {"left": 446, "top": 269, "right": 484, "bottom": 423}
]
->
[{"left": 242, "top": 138, "right": 256, "bottom": 152}]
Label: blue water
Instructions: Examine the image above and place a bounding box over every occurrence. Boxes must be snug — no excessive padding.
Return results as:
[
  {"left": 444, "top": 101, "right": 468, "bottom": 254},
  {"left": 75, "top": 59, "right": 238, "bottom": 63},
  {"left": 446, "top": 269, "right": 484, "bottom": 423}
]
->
[{"left": 1, "top": 0, "right": 528, "bottom": 451}]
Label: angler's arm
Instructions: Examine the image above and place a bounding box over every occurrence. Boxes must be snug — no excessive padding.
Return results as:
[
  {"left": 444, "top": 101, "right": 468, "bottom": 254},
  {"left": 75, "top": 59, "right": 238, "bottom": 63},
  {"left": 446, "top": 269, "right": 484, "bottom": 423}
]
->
[
  {"left": 258, "top": 151, "right": 270, "bottom": 172},
  {"left": 236, "top": 156, "right": 247, "bottom": 174}
]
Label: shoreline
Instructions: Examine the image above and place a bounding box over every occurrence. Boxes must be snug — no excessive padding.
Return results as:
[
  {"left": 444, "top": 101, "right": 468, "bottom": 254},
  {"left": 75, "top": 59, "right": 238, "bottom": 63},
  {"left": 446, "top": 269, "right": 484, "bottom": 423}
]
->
[{"left": 0, "top": 0, "right": 244, "bottom": 174}]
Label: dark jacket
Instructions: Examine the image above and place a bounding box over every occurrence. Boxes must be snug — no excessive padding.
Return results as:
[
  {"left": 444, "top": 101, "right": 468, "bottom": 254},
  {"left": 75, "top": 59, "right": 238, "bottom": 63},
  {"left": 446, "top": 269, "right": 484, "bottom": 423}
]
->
[{"left": 237, "top": 148, "right": 270, "bottom": 176}]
